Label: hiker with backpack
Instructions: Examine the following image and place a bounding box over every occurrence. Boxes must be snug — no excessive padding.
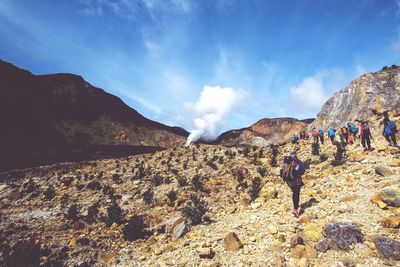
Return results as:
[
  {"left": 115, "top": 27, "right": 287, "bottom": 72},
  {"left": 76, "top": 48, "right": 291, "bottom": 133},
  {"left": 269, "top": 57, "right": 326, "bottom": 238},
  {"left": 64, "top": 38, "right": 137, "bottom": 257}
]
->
[
  {"left": 280, "top": 150, "right": 305, "bottom": 217},
  {"left": 340, "top": 126, "right": 349, "bottom": 143},
  {"left": 359, "top": 120, "right": 373, "bottom": 151},
  {"left": 292, "top": 133, "right": 300, "bottom": 144},
  {"left": 305, "top": 130, "right": 310, "bottom": 140},
  {"left": 311, "top": 127, "right": 319, "bottom": 144},
  {"left": 382, "top": 112, "right": 398, "bottom": 147},
  {"left": 318, "top": 129, "right": 325, "bottom": 144},
  {"left": 327, "top": 128, "right": 336, "bottom": 143}
]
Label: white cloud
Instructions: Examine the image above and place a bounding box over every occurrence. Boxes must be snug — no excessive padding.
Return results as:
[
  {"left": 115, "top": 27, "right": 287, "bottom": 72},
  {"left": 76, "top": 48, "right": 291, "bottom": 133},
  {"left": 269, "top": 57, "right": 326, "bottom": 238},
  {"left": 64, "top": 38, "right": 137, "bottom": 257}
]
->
[
  {"left": 289, "top": 75, "right": 329, "bottom": 112},
  {"left": 186, "top": 85, "right": 249, "bottom": 145},
  {"left": 163, "top": 70, "right": 188, "bottom": 94}
]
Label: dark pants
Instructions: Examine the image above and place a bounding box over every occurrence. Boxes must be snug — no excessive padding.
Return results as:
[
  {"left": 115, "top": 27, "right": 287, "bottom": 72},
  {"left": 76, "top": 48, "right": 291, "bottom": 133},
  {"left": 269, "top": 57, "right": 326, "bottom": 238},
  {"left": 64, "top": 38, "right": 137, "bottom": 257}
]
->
[
  {"left": 361, "top": 135, "right": 371, "bottom": 150},
  {"left": 329, "top": 136, "right": 335, "bottom": 142},
  {"left": 320, "top": 136, "right": 324, "bottom": 144},
  {"left": 290, "top": 185, "right": 301, "bottom": 210},
  {"left": 385, "top": 134, "right": 397, "bottom": 146}
]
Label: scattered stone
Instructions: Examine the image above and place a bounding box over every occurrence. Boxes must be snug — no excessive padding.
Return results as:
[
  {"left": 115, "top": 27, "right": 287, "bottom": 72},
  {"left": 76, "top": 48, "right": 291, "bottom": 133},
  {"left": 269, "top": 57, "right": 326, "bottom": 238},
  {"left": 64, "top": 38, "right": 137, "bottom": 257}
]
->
[
  {"left": 261, "top": 187, "right": 278, "bottom": 200},
  {"left": 268, "top": 225, "right": 278, "bottom": 235},
  {"left": 340, "top": 194, "right": 358, "bottom": 202},
  {"left": 379, "top": 186, "right": 400, "bottom": 207},
  {"left": 375, "top": 166, "right": 393, "bottom": 177},
  {"left": 370, "top": 194, "right": 388, "bottom": 209},
  {"left": 315, "top": 239, "right": 329, "bottom": 253},
  {"left": 375, "top": 236, "right": 400, "bottom": 261},
  {"left": 380, "top": 216, "right": 400, "bottom": 228},
  {"left": 172, "top": 220, "right": 188, "bottom": 239},
  {"left": 250, "top": 202, "right": 261, "bottom": 209},
  {"left": 291, "top": 245, "right": 317, "bottom": 259},
  {"left": 303, "top": 223, "right": 322, "bottom": 242},
  {"left": 290, "top": 235, "right": 304, "bottom": 247},
  {"left": 223, "top": 232, "right": 243, "bottom": 251},
  {"left": 323, "top": 222, "right": 363, "bottom": 250},
  {"left": 198, "top": 248, "right": 215, "bottom": 259}
]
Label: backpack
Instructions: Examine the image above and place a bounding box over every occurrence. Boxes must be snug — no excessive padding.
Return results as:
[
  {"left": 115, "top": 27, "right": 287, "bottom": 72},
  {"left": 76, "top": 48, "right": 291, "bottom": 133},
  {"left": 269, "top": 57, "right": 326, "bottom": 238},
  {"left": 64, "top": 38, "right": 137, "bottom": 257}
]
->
[
  {"left": 318, "top": 129, "right": 323, "bottom": 137},
  {"left": 362, "top": 123, "right": 369, "bottom": 133},
  {"left": 347, "top": 122, "right": 357, "bottom": 134},
  {"left": 388, "top": 121, "right": 397, "bottom": 133},
  {"left": 328, "top": 128, "right": 335, "bottom": 137},
  {"left": 280, "top": 157, "right": 304, "bottom": 182}
]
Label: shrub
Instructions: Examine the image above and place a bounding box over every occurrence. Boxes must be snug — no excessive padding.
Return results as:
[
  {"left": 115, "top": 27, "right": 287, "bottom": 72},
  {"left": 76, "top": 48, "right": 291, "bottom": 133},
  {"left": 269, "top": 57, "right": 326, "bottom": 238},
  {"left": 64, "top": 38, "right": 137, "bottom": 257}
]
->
[
  {"left": 270, "top": 144, "right": 278, "bottom": 167},
  {"left": 332, "top": 141, "right": 347, "bottom": 166},
  {"left": 142, "top": 188, "right": 154, "bottom": 205},
  {"left": 319, "top": 153, "right": 329, "bottom": 162},
  {"left": 191, "top": 174, "right": 204, "bottom": 191},
  {"left": 257, "top": 166, "right": 268, "bottom": 177},
  {"left": 102, "top": 202, "right": 124, "bottom": 227},
  {"left": 177, "top": 176, "right": 188, "bottom": 187},
  {"left": 167, "top": 190, "right": 177, "bottom": 204},
  {"left": 182, "top": 194, "right": 208, "bottom": 225},
  {"left": 123, "top": 215, "right": 148, "bottom": 241},
  {"left": 152, "top": 175, "right": 163, "bottom": 186},
  {"left": 65, "top": 204, "right": 80, "bottom": 220},
  {"left": 248, "top": 177, "right": 261, "bottom": 201},
  {"left": 312, "top": 142, "right": 320, "bottom": 155}
]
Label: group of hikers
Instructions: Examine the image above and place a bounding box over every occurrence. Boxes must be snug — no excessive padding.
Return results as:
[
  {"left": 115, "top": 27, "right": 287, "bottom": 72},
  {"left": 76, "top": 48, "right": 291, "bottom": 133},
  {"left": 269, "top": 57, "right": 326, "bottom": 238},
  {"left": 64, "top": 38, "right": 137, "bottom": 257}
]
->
[
  {"left": 283, "top": 111, "right": 398, "bottom": 217},
  {"left": 292, "top": 112, "right": 398, "bottom": 151}
]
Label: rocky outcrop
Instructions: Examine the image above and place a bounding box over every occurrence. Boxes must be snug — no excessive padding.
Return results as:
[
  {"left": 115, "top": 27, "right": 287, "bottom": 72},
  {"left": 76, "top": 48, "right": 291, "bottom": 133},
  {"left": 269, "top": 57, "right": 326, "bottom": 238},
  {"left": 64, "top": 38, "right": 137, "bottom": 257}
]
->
[
  {"left": 313, "top": 66, "right": 400, "bottom": 129},
  {"left": 215, "top": 118, "right": 312, "bottom": 146}
]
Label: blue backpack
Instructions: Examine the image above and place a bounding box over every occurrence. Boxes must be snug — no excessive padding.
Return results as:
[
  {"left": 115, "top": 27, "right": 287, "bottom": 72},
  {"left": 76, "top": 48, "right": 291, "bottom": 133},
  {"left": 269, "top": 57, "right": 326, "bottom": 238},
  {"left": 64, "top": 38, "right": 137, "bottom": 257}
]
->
[
  {"left": 328, "top": 128, "right": 335, "bottom": 137},
  {"left": 384, "top": 121, "right": 397, "bottom": 136},
  {"left": 347, "top": 122, "right": 358, "bottom": 134},
  {"left": 318, "top": 129, "right": 323, "bottom": 137}
]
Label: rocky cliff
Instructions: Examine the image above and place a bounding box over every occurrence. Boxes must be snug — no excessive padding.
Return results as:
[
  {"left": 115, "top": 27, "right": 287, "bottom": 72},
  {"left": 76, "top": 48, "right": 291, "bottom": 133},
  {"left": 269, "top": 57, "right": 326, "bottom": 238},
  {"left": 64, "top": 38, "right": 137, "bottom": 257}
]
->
[
  {"left": 313, "top": 65, "right": 400, "bottom": 129},
  {"left": 216, "top": 118, "right": 313, "bottom": 146}
]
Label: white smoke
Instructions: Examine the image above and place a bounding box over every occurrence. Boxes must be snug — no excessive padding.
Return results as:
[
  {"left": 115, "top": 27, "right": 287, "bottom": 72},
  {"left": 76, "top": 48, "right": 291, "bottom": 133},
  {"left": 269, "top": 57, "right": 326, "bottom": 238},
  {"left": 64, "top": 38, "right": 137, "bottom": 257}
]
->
[{"left": 185, "top": 85, "right": 248, "bottom": 145}]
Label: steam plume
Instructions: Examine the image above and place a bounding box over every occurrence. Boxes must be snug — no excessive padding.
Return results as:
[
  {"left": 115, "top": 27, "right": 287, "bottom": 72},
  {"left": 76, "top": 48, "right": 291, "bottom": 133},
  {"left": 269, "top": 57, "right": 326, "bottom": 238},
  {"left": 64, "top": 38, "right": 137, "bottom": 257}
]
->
[{"left": 186, "top": 85, "right": 247, "bottom": 145}]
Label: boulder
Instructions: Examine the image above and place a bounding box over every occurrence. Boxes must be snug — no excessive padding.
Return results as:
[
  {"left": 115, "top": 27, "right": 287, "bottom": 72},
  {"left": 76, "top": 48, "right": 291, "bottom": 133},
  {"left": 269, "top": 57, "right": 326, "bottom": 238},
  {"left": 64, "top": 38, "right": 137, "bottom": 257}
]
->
[
  {"left": 323, "top": 222, "right": 363, "bottom": 250},
  {"left": 223, "top": 232, "right": 243, "bottom": 251},
  {"left": 375, "top": 236, "right": 400, "bottom": 261},
  {"left": 375, "top": 166, "right": 394, "bottom": 177},
  {"left": 379, "top": 186, "right": 400, "bottom": 207}
]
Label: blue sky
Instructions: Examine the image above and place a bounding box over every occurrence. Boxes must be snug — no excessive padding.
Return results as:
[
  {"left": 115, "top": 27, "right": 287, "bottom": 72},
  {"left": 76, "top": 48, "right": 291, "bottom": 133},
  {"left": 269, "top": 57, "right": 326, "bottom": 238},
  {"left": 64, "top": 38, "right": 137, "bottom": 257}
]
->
[{"left": 1, "top": 0, "right": 400, "bottom": 135}]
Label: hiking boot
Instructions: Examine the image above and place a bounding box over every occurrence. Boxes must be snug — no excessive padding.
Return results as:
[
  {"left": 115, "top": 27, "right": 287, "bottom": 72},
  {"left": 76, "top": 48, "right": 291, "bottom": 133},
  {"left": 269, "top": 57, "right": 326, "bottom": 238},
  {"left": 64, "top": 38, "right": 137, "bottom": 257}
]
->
[{"left": 292, "top": 209, "right": 299, "bottom": 218}]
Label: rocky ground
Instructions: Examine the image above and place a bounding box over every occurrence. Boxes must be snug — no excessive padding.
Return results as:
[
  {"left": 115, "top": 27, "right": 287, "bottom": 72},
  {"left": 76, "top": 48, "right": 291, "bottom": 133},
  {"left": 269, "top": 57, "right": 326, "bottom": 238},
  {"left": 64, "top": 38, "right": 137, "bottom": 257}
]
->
[{"left": 0, "top": 116, "right": 399, "bottom": 267}]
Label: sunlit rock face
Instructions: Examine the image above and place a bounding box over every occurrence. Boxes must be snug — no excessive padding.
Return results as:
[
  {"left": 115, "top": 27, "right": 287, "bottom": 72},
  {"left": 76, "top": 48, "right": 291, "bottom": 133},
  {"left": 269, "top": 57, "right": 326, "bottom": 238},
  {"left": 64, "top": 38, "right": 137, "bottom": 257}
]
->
[{"left": 313, "top": 65, "right": 400, "bottom": 129}]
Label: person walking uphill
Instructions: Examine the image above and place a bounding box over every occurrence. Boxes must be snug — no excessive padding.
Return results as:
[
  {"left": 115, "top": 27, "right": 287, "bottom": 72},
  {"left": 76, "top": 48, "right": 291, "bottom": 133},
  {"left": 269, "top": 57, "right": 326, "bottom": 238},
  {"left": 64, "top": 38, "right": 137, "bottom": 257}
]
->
[
  {"left": 359, "top": 120, "right": 373, "bottom": 151},
  {"left": 280, "top": 151, "right": 305, "bottom": 217},
  {"left": 382, "top": 111, "right": 398, "bottom": 147}
]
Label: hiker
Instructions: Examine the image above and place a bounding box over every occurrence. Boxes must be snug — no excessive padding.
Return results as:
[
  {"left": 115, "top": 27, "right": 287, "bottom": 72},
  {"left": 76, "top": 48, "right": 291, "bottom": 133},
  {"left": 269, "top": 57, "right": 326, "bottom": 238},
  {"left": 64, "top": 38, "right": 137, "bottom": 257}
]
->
[
  {"left": 292, "top": 133, "right": 300, "bottom": 144},
  {"left": 347, "top": 121, "right": 358, "bottom": 141},
  {"left": 327, "top": 128, "right": 336, "bottom": 143},
  {"left": 280, "top": 151, "right": 305, "bottom": 217},
  {"left": 382, "top": 112, "right": 398, "bottom": 147},
  {"left": 305, "top": 130, "right": 310, "bottom": 140},
  {"left": 318, "top": 129, "right": 325, "bottom": 144},
  {"left": 340, "top": 126, "right": 349, "bottom": 143},
  {"left": 311, "top": 127, "right": 319, "bottom": 144},
  {"left": 359, "top": 120, "right": 373, "bottom": 151},
  {"left": 300, "top": 131, "right": 305, "bottom": 140}
]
